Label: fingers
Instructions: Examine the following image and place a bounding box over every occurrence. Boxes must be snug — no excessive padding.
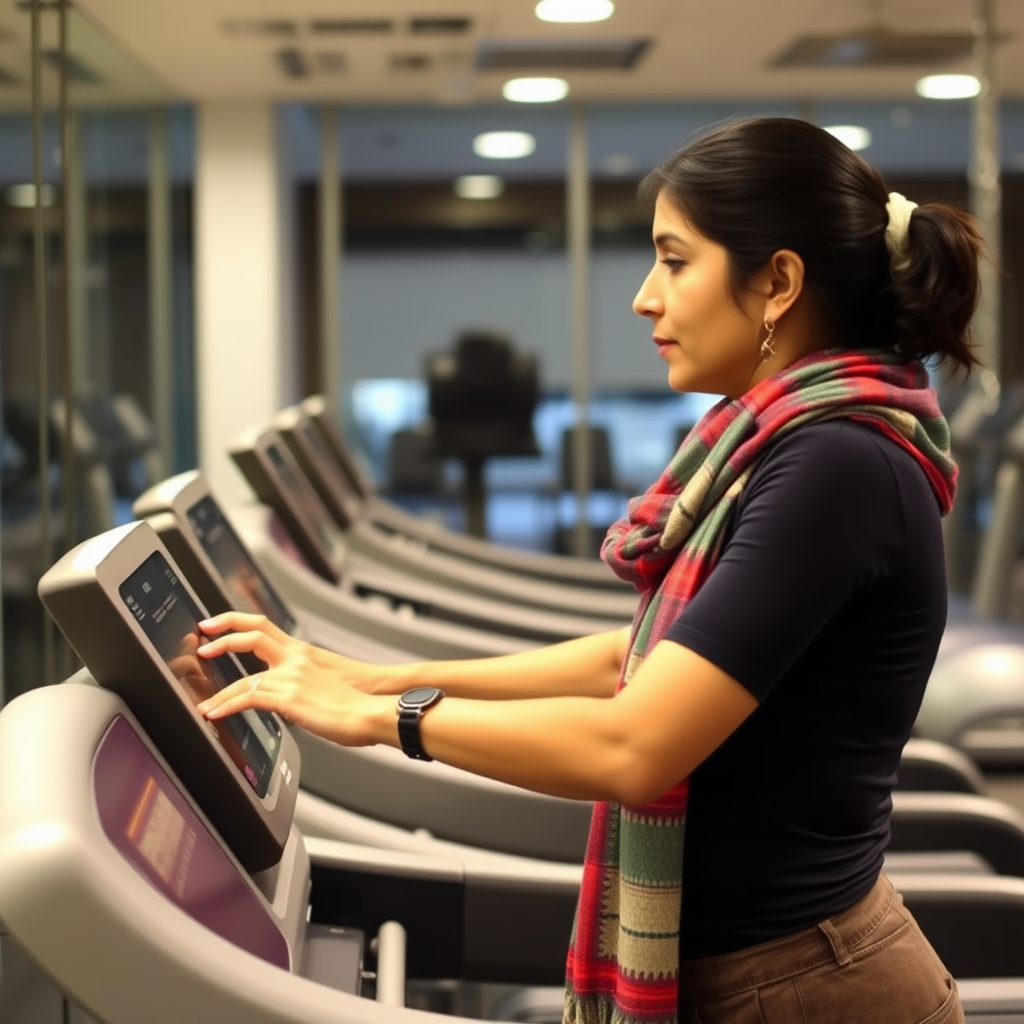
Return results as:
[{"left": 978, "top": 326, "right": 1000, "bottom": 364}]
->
[
  {"left": 199, "top": 612, "right": 288, "bottom": 645},
  {"left": 198, "top": 674, "right": 268, "bottom": 719},
  {"left": 196, "top": 628, "right": 282, "bottom": 666}
]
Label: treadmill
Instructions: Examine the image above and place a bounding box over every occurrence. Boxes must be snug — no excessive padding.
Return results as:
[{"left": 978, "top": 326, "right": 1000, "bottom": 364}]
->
[
  {"left": 130, "top": 474, "right": 593, "bottom": 863},
  {"left": 6, "top": 569, "right": 1024, "bottom": 1024},
  {"left": 298, "top": 394, "right": 632, "bottom": 594},
  {"left": 226, "top": 425, "right": 624, "bottom": 647},
  {"left": 132, "top": 470, "right": 529, "bottom": 662},
  {"left": 271, "top": 405, "right": 638, "bottom": 622},
  {"left": 10, "top": 524, "right": 584, "bottom": 1023}
]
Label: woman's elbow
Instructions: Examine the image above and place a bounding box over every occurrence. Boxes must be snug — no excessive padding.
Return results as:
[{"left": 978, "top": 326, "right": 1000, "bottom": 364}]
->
[{"left": 602, "top": 749, "right": 681, "bottom": 806}]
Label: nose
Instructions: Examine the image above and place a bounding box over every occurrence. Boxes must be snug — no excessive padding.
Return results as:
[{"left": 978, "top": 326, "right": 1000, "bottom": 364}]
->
[{"left": 632, "top": 266, "right": 662, "bottom": 319}]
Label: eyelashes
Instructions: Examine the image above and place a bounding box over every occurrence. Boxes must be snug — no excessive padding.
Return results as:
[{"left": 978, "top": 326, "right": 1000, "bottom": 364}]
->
[{"left": 660, "top": 257, "right": 687, "bottom": 274}]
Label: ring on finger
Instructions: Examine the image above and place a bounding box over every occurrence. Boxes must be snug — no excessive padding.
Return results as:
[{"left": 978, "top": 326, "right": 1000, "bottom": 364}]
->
[{"left": 249, "top": 675, "right": 262, "bottom": 694}]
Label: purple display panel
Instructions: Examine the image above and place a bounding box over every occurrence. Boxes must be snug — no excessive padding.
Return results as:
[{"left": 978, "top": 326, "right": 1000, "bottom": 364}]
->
[{"left": 93, "top": 716, "right": 291, "bottom": 970}]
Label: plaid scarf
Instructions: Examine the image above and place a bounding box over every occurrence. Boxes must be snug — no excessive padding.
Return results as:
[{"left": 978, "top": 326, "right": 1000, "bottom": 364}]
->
[{"left": 563, "top": 348, "right": 957, "bottom": 1024}]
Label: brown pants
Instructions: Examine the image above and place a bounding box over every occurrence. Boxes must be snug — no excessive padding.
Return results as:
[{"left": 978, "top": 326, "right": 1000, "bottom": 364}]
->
[{"left": 678, "top": 874, "right": 963, "bottom": 1024}]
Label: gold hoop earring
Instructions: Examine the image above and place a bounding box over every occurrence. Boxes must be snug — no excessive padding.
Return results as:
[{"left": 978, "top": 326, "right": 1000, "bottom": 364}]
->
[{"left": 760, "top": 320, "right": 776, "bottom": 362}]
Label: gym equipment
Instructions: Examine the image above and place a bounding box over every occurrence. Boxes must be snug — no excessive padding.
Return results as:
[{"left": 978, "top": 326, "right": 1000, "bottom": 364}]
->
[
  {"left": 226, "top": 425, "right": 623, "bottom": 647},
  {"left": 298, "top": 394, "right": 630, "bottom": 593},
  {"left": 271, "top": 406, "right": 637, "bottom": 622}
]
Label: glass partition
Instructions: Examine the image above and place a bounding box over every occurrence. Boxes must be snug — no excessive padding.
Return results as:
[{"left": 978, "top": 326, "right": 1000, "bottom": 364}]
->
[{"left": 0, "top": 0, "right": 191, "bottom": 703}]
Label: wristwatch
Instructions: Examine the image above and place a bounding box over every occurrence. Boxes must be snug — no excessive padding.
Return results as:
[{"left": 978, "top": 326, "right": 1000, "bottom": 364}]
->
[{"left": 396, "top": 687, "right": 445, "bottom": 761}]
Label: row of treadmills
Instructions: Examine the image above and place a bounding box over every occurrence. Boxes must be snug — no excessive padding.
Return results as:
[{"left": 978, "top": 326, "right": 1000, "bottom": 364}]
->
[{"left": 5, "top": 395, "right": 1024, "bottom": 1021}]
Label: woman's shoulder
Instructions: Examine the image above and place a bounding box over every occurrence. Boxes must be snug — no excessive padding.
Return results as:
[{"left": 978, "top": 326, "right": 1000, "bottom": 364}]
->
[
  {"left": 738, "top": 418, "right": 940, "bottom": 541},
  {"left": 752, "top": 419, "right": 913, "bottom": 497}
]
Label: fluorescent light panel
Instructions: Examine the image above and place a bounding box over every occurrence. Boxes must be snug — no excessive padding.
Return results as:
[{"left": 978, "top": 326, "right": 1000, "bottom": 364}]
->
[
  {"left": 823, "top": 125, "right": 872, "bottom": 151},
  {"left": 535, "top": 0, "right": 614, "bottom": 23},
  {"left": 502, "top": 76, "right": 569, "bottom": 103},
  {"left": 473, "top": 131, "right": 537, "bottom": 159},
  {"left": 915, "top": 74, "right": 980, "bottom": 99},
  {"left": 454, "top": 175, "right": 505, "bottom": 199}
]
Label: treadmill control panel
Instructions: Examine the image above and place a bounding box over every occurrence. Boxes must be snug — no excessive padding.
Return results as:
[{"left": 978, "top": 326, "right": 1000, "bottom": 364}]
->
[
  {"left": 119, "top": 550, "right": 282, "bottom": 799},
  {"left": 185, "top": 494, "right": 297, "bottom": 635},
  {"left": 265, "top": 442, "right": 344, "bottom": 560}
]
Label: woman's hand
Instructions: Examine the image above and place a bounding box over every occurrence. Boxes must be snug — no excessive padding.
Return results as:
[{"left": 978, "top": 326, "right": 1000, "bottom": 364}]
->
[
  {"left": 197, "top": 611, "right": 386, "bottom": 690},
  {"left": 194, "top": 611, "right": 397, "bottom": 747}
]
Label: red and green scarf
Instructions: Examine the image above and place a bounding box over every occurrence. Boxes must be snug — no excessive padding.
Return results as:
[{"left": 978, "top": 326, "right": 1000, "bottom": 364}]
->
[{"left": 563, "top": 349, "right": 957, "bottom": 1024}]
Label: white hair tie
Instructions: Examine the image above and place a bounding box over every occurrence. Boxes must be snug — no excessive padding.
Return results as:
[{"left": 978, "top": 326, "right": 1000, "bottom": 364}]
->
[{"left": 885, "top": 191, "right": 918, "bottom": 273}]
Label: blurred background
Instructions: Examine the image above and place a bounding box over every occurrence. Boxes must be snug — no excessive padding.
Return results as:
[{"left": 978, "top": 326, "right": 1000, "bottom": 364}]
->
[{"left": 2, "top": 0, "right": 1023, "bottom": 702}]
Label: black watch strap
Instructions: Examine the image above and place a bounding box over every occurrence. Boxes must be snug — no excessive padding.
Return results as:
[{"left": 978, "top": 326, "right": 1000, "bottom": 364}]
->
[{"left": 396, "top": 687, "right": 444, "bottom": 761}]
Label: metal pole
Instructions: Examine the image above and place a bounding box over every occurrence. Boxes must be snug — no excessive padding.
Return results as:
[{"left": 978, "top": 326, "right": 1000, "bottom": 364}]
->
[
  {"left": 148, "top": 108, "right": 174, "bottom": 471},
  {"left": 969, "top": 0, "right": 1001, "bottom": 376},
  {"left": 567, "top": 105, "right": 592, "bottom": 559},
  {"left": 58, "top": 0, "right": 75, "bottom": 563},
  {"left": 319, "top": 105, "right": 341, "bottom": 407},
  {"left": 55, "top": 0, "right": 75, "bottom": 679},
  {"left": 30, "top": 0, "right": 55, "bottom": 685}
]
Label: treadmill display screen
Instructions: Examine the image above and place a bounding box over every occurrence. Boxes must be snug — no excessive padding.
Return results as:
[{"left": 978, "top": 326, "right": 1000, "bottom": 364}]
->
[
  {"left": 185, "top": 495, "right": 296, "bottom": 634},
  {"left": 265, "top": 443, "right": 343, "bottom": 558},
  {"left": 300, "top": 421, "right": 357, "bottom": 525},
  {"left": 119, "top": 552, "right": 282, "bottom": 798}
]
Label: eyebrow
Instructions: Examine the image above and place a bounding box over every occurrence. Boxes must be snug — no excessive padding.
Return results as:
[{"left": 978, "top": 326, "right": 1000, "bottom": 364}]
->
[{"left": 654, "top": 231, "right": 690, "bottom": 247}]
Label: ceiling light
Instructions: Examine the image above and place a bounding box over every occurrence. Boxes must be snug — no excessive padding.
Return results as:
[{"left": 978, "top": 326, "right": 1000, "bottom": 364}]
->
[
  {"left": 915, "top": 74, "right": 980, "bottom": 99},
  {"left": 472, "top": 131, "right": 537, "bottom": 160},
  {"left": 502, "top": 77, "right": 569, "bottom": 103},
  {"left": 535, "top": 0, "right": 614, "bottom": 23},
  {"left": 823, "top": 125, "right": 872, "bottom": 151},
  {"left": 4, "top": 183, "right": 56, "bottom": 208},
  {"left": 454, "top": 174, "right": 505, "bottom": 200}
]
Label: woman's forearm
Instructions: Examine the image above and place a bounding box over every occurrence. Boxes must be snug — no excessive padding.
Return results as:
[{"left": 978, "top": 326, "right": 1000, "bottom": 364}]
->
[{"left": 364, "top": 626, "right": 630, "bottom": 701}]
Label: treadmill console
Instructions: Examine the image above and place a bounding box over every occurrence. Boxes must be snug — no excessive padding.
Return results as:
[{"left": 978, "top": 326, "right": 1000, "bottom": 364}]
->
[
  {"left": 274, "top": 408, "right": 361, "bottom": 530},
  {"left": 38, "top": 521, "right": 300, "bottom": 871},
  {"left": 229, "top": 427, "right": 347, "bottom": 584},
  {"left": 135, "top": 469, "right": 298, "bottom": 641},
  {"left": 187, "top": 494, "right": 297, "bottom": 632},
  {"left": 298, "top": 393, "right": 372, "bottom": 500}
]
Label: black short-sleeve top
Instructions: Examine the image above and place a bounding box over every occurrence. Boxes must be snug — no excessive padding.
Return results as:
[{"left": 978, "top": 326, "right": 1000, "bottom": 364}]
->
[{"left": 663, "top": 419, "right": 948, "bottom": 958}]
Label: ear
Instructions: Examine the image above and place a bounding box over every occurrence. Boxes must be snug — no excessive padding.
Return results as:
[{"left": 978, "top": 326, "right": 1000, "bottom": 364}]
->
[{"left": 757, "top": 249, "right": 805, "bottom": 323}]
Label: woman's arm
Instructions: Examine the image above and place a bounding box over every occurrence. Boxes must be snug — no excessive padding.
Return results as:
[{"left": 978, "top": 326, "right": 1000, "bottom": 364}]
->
[
  {"left": 198, "top": 634, "right": 758, "bottom": 805},
  {"left": 196, "top": 612, "right": 630, "bottom": 701}
]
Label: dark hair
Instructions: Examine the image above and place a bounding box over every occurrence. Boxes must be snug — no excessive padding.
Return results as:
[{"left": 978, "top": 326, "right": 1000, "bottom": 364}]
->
[{"left": 638, "top": 117, "right": 983, "bottom": 374}]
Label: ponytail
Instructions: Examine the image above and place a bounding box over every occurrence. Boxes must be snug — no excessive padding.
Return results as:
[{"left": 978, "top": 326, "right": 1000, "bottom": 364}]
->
[{"left": 891, "top": 202, "right": 984, "bottom": 375}]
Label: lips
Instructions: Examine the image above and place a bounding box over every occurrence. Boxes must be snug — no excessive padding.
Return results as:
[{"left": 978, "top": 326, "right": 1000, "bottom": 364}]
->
[{"left": 653, "top": 336, "right": 676, "bottom": 355}]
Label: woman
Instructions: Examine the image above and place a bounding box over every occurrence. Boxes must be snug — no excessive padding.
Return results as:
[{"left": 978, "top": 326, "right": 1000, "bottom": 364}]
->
[{"left": 198, "top": 117, "right": 981, "bottom": 1024}]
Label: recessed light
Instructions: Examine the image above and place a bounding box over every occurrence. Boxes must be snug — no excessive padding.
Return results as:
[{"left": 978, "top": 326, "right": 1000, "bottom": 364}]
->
[
  {"left": 472, "top": 131, "right": 537, "bottom": 160},
  {"left": 915, "top": 74, "right": 980, "bottom": 100},
  {"left": 502, "top": 77, "right": 569, "bottom": 103},
  {"left": 535, "top": 0, "right": 614, "bottom": 23},
  {"left": 453, "top": 175, "right": 505, "bottom": 200},
  {"left": 823, "top": 125, "right": 872, "bottom": 151},
  {"left": 4, "top": 183, "right": 56, "bottom": 208}
]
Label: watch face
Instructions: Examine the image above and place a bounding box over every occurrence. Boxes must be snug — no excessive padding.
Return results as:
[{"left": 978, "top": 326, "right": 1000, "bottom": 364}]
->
[{"left": 400, "top": 687, "right": 443, "bottom": 710}]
